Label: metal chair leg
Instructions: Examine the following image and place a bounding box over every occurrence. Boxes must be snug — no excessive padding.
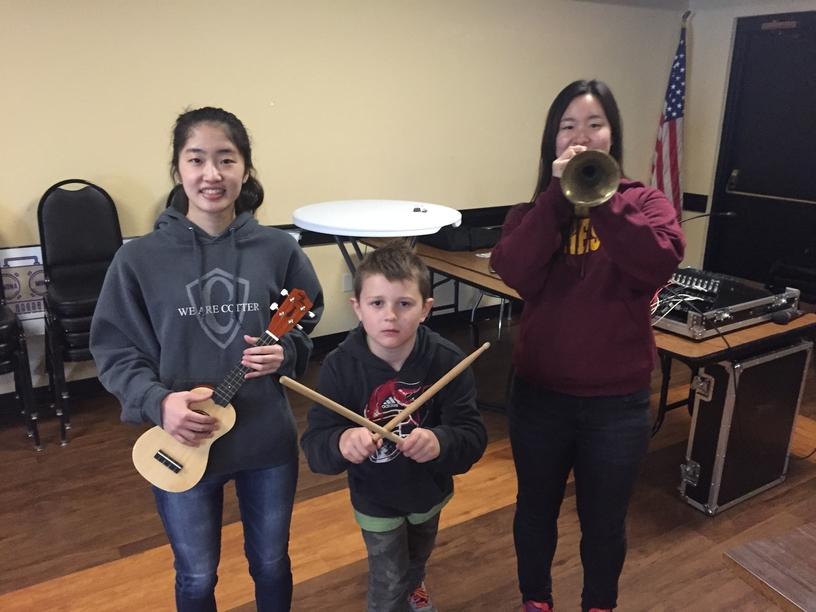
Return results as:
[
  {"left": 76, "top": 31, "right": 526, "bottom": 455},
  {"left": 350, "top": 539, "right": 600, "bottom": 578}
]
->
[
  {"left": 469, "top": 292, "right": 485, "bottom": 347},
  {"left": 21, "top": 397, "right": 42, "bottom": 451},
  {"left": 45, "top": 321, "right": 71, "bottom": 445},
  {"left": 11, "top": 331, "right": 42, "bottom": 451},
  {"left": 497, "top": 299, "right": 506, "bottom": 341},
  {"left": 17, "top": 369, "right": 42, "bottom": 451},
  {"left": 469, "top": 291, "right": 484, "bottom": 326},
  {"left": 472, "top": 291, "right": 510, "bottom": 343}
]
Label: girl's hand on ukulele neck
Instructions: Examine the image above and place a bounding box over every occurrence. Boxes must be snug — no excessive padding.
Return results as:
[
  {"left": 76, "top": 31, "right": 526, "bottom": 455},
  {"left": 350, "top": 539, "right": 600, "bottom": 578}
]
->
[{"left": 242, "top": 335, "right": 285, "bottom": 379}]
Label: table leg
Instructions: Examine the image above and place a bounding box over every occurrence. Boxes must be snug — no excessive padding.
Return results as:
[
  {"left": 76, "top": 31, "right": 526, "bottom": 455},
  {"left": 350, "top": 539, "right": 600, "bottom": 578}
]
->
[
  {"left": 350, "top": 238, "right": 365, "bottom": 260},
  {"left": 334, "top": 236, "right": 358, "bottom": 275}
]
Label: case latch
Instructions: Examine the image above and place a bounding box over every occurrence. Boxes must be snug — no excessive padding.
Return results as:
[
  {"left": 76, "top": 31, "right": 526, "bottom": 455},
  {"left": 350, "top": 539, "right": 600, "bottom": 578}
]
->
[
  {"left": 690, "top": 373, "right": 714, "bottom": 402},
  {"left": 713, "top": 309, "right": 733, "bottom": 323},
  {"left": 680, "top": 460, "right": 700, "bottom": 487}
]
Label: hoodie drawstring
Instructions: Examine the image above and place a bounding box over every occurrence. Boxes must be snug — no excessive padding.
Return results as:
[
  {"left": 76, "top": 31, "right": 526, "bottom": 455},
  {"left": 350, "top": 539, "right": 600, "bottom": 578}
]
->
[
  {"left": 188, "top": 225, "right": 207, "bottom": 320},
  {"left": 229, "top": 227, "right": 244, "bottom": 329}
]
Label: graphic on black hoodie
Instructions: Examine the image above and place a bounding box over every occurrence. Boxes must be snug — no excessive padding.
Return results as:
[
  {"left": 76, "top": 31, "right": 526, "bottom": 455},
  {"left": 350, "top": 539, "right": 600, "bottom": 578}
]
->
[{"left": 364, "top": 379, "right": 427, "bottom": 463}]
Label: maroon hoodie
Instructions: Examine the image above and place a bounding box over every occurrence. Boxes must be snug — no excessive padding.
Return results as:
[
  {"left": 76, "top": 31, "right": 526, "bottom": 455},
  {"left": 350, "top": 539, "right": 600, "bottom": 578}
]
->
[{"left": 490, "top": 177, "right": 685, "bottom": 397}]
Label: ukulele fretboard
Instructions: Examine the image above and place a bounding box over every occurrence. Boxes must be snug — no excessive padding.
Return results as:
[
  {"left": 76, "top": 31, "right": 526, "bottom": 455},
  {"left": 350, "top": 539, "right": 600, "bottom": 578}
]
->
[{"left": 212, "top": 331, "right": 279, "bottom": 406}]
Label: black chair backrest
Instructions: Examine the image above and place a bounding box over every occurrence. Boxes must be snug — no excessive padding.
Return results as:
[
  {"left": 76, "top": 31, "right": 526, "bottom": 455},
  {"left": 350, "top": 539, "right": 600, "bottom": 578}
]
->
[{"left": 37, "top": 179, "right": 123, "bottom": 276}]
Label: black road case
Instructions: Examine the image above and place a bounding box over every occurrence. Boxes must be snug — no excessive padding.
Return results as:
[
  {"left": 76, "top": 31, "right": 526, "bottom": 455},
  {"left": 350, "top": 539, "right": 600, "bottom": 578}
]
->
[{"left": 679, "top": 340, "right": 813, "bottom": 515}]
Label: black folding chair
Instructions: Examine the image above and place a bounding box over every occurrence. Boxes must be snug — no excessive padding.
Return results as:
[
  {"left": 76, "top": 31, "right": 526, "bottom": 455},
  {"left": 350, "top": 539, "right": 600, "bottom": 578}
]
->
[{"left": 37, "top": 179, "right": 122, "bottom": 444}]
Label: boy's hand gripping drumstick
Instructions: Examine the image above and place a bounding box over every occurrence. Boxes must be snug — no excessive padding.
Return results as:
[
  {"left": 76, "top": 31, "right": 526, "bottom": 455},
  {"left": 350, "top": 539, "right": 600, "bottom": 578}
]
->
[
  {"left": 279, "top": 376, "right": 402, "bottom": 444},
  {"left": 371, "top": 342, "right": 491, "bottom": 442}
]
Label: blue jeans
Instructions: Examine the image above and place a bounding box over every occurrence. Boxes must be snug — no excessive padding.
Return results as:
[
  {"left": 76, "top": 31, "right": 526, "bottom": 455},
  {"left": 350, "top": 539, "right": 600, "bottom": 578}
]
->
[
  {"left": 507, "top": 377, "right": 651, "bottom": 612},
  {"left": 153, "top": 461, "right": 298, "bottom": 612}
]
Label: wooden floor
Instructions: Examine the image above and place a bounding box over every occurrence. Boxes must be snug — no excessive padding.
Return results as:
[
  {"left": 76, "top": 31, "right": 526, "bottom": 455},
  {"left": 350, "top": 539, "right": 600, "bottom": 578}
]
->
[
  {"left": 1, "top": 315, "right": 816, "bottom": 611},
  {"left": 726, "top": 522, "right": 816, "bottom": 611}
]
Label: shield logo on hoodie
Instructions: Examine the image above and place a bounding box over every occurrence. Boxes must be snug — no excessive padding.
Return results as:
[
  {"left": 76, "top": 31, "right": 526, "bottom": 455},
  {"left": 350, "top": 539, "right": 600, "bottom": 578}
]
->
[{"left": 185, "top": 268, "right": 251, "bottom": 349}]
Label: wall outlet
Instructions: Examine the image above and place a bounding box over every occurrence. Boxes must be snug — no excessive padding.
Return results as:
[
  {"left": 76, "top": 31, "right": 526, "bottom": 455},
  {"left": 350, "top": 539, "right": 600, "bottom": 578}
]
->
[{"left": 342, "top": 273, "right": 353, "bottom": 292}]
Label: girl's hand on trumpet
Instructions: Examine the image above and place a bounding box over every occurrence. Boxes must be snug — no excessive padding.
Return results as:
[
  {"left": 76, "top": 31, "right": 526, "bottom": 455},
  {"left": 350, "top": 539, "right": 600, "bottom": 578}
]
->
[
  {"left": 340, "top": 427, "right": 383, "bottom": 463},
  {"left": 552, "top": 144, "right": 588, "bottom": 178},
  {"left": 398, "top": 428, "right": 441, "bottom": 463}
]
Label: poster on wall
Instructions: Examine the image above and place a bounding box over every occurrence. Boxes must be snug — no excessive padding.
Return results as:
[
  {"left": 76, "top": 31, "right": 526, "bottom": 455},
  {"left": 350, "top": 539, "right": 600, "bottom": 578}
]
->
[{"left": 1, "top": 246, "right": 45, "bottom": 321}]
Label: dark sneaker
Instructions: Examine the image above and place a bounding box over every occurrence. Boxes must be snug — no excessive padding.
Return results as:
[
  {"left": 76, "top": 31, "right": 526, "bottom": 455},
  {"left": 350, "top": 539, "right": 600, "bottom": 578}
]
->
[
  {"left": 408, "top": 581, "right": 436, "bottom": 611},
  {"left": 522, "top": 601, "right": 553, "bottom": 612}
]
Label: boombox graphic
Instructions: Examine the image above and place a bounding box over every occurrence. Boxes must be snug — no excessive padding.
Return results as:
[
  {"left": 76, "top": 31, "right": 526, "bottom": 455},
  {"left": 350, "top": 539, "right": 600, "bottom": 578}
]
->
[{"left": 2, "top": 255, "right": 46, "bottom": 320}]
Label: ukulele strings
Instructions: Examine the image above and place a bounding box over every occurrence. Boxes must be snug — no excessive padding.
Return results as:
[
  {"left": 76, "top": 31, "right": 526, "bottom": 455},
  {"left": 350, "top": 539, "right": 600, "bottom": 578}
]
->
[{"left": 212, "top": 331, "right": 280, "bottom": 406}]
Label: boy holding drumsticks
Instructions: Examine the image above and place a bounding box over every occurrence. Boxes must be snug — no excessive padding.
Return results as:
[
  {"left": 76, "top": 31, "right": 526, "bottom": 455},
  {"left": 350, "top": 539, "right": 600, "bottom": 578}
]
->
[{"left": 300, "top": 240, "right": 487, "bottom": 612}]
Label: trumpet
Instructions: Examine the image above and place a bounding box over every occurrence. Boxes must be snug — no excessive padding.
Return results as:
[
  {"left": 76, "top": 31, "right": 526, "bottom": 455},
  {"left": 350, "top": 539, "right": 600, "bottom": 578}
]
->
[{"left": 560, "top": 150, "right": 621, "bottom": 217}]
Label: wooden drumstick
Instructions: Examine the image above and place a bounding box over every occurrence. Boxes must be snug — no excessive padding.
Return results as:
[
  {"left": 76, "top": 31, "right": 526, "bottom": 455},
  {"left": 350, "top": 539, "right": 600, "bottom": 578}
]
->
[
  {"left": 279, "top": 376, "right": 402, "bottom": 444},
  {"left": 372, "top": 341, "right": 491, "bottom": 441}
]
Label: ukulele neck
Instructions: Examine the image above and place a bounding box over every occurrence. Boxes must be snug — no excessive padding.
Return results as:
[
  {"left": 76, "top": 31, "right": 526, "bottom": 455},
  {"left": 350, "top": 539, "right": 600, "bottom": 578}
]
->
[{"left": 211, "top": 331, "right": 278, "bottom": 407}]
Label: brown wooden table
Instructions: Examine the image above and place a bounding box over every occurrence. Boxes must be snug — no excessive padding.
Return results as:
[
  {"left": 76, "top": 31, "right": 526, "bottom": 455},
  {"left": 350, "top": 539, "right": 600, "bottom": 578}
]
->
[{"left": 363, "top": 238, "right": 520, "bottom": 301}]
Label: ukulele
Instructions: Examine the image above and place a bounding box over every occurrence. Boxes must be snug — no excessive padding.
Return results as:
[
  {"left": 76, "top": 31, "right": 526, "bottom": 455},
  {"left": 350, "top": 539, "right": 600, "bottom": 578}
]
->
[{"left": 131, "top": 288, "right": 314, "bottom": 492}]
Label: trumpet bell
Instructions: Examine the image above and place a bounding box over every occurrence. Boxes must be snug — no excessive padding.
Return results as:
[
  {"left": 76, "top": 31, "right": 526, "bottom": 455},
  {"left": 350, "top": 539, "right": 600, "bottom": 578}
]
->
[{"left": 560, "top": 150, "right": 621, "bottom": 216}]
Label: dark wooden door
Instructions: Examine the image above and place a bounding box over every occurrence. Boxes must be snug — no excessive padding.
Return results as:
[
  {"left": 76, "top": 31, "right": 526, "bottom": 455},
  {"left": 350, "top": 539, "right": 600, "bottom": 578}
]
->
[{"left": 704, "top": 11, "right": 816, "bottom": 285}]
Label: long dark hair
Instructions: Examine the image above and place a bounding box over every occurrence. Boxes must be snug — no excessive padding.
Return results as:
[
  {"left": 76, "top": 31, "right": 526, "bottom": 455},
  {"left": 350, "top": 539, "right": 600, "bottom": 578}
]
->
[
  {"left": 531, "top": 79, "right": 624, "bottom": 202},
  {"left": 170, "top": 107, "right": 265, "bottom": 215}
]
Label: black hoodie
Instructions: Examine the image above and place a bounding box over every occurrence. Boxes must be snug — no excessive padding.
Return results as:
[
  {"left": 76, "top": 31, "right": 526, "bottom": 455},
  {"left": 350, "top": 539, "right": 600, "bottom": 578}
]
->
[{"left": 300, "top": 325, "right": 487, "bottom": 517}]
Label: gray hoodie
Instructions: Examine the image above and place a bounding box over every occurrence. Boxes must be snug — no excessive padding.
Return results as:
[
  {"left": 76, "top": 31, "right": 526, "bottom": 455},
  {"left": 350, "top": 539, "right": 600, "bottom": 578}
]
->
[{"left": 90, "top": 207, "right": 324, "bottom": 474}]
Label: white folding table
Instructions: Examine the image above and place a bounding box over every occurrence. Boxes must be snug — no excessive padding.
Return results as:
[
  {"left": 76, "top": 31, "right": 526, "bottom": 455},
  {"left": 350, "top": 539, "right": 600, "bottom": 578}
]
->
[{"left": 292, "top": 199, "right": 461, "bottom": 273}]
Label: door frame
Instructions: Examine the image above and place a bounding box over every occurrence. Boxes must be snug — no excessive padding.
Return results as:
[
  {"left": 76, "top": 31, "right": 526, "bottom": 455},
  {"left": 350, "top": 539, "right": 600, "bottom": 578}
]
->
[{"left": 703, "top": 10, "right": 816, "bottom": 275}]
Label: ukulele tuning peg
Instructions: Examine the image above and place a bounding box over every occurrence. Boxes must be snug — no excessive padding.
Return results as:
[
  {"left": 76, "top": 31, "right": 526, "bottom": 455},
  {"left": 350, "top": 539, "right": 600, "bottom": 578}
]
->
[
  {"left": 280, "top": 289, "right": 289, "bottom": 297},
  {"left": 307, "top": 311, "right": 316, "bottom": 318},
  {"left": 296, "top": 324, "right": 303, "bottom": 331},
  {"left": 270, "top": 302, "right": 279, "bottom": 312}
]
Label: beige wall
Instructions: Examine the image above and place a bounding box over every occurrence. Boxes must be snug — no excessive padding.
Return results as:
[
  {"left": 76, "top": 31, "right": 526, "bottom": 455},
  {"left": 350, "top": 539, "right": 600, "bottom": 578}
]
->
[
  {"left": 2, "top": 0, "right": 691, "bottom": 337},
  {"left": 681, "top": 0, "right": 815, "bottom": 267},
  {"left": 4, "top": 0, "right": 813, "bottom": 335},
  {"left": 6, "top": 0, "right": 811, "bottom": 391}
]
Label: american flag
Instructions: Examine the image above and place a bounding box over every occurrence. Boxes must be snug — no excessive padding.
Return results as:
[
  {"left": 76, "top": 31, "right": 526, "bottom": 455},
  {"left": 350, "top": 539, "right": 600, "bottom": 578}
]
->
[{"left": 651, "top": 18, "right": 688, "bottom": 218}]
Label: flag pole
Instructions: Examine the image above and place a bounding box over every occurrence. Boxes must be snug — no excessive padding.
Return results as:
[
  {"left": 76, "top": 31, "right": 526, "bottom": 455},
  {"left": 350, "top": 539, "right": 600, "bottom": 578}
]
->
[{"left": 650, "top": 11, "right": 691, "bottom": 219}]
